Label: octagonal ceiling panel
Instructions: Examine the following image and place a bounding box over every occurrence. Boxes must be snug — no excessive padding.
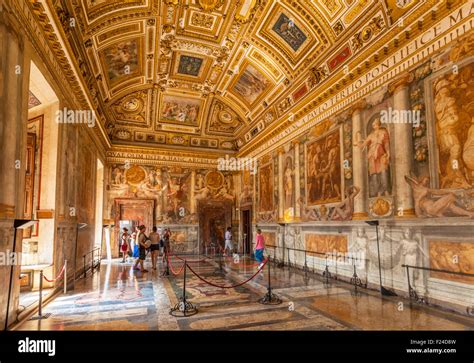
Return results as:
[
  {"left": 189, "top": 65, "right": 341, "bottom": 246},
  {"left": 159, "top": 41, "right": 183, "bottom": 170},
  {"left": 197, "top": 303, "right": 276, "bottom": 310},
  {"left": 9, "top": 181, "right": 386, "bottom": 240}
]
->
[{"left": 49, "top": 0, "right": 419, "bottom": 154}]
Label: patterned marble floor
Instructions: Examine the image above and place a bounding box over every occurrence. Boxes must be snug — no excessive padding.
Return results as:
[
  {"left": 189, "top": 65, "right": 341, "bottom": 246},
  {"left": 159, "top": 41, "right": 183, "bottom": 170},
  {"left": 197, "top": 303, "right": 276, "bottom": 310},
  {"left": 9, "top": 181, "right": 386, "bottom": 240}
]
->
[{"left": 15, "top": 255, "right": 474, "bottom": 331}]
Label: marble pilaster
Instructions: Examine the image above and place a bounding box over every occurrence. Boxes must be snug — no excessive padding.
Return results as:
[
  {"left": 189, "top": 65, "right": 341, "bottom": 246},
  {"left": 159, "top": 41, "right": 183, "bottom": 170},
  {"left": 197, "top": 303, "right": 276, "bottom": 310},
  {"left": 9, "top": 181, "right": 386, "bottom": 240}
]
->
[
  {"left": 351, "top": 101, "right": 368, "bottom": 219},
  {"left": 390, "top": 74, "right": 416, "bottom": 217},
  {"left": 292, "top": 140, "right": 301, "bottom": 221},
  {"left": 277, "top": 148, "right": 284, "bottom": 222}
]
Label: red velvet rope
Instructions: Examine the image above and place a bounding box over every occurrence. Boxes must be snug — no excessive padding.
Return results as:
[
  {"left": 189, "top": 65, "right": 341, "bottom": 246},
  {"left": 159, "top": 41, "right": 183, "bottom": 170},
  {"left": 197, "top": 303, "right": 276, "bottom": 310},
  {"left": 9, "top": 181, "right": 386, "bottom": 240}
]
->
[
  {"left": 186, "top": 258, "right": 268, "bottom": 289},
  {"left": 42, "top": 263, "right": 66, "bottom": 283},
  {"left": 166, "top": 254, "right": 186, "bottom": 276},
  {"left": 223, "top": 256, "right": 260, "bottom": 268},
  {"left": 173, "top": 254, "right": 210, "bottom": 263}
]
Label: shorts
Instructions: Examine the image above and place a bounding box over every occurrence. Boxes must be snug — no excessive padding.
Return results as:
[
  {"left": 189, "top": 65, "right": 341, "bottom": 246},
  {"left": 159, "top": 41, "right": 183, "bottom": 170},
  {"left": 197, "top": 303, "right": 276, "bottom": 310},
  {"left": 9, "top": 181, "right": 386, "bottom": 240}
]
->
[
  {"left": 255, "top": 249, "right": 264, "bottom": 263},
  {"left": 150, "top": 244, "right": 160, "bottom": 252},
  {"left": 224, "top": 240, "right": 233, "bottom": 250}
]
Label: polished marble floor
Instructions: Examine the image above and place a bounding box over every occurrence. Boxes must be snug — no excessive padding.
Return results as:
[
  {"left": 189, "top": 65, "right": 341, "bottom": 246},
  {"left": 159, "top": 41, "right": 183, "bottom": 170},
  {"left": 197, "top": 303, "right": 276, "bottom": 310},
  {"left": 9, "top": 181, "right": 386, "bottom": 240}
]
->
[{"left": 15, "top": 254, "right": 474, "bottom": 331}]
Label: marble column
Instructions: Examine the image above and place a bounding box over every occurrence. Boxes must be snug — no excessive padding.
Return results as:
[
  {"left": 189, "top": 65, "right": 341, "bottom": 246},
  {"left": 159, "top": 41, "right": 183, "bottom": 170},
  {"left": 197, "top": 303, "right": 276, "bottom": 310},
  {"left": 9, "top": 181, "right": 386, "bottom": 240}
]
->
[
  {"left": 292, "top": 140, "right": 301, "bottom": 221},
  {"left": 0, "top": 16, "right": 28, "bottom": 217},
  {"left": 390, "top": 74, "right": 416, "bottom": 217},
  {"left": 190, "top": 170, "right": 196, "bottom": 214},
  {"left": 277, "top": 148, "right": 284, "bottom": 222},
  {"left": 252, "top": 169, "right": 257, "bottom": 224},
  {"left": 0, "top": 12, "right": 30, "bottom": 330},
  {"left": 351, "top": 101, "right": 369, "bottom": 219}
]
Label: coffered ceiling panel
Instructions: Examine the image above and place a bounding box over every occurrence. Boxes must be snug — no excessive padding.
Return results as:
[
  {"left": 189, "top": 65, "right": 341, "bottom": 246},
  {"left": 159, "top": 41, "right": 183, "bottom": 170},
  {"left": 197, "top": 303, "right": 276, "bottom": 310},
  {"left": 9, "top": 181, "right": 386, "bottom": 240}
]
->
[{"left": 46, "top": 0, "right": 436, "bottom": 155}]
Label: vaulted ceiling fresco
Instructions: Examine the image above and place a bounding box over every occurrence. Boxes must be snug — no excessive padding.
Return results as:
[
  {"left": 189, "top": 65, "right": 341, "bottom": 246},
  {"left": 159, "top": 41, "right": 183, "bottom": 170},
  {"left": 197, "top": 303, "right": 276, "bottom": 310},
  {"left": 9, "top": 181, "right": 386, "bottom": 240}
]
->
[{"left": 49, "top": 0, "right": 433, "bottom": 154}]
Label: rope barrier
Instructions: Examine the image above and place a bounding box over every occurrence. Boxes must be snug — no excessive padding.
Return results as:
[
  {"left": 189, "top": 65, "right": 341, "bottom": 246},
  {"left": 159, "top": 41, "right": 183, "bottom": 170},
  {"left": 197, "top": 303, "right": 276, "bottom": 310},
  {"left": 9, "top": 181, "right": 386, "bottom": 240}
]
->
[
  {"left": 223, "top": 256, "right": 260, "bottom": 268},
  {"left": 173, "top": 254, "right": 210, "bottom": 264},
  {"left": 166, "top": 254, "right": 186, "bottom": 276},
  {"left": 186, "top": 258, "right": 268, "bottom": 289},
  {"left": 42, "top": 263, "right": 66, "bottom": 283}
]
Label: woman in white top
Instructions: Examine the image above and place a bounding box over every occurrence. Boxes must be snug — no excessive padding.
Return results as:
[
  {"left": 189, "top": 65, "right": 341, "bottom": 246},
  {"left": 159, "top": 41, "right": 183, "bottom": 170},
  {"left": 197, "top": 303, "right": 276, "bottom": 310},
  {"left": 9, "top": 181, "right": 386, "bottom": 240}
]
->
[{"left": 224, "top": 227, "right": 233, "bottom": 257}]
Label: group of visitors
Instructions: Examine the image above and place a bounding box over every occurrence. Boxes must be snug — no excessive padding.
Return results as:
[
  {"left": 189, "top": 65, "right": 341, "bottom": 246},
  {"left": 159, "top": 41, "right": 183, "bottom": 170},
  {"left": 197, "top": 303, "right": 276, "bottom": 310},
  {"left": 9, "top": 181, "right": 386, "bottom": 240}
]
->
[
  {"left": 216, "top": 227, "right": 267, "bottom": 270},
  {"left": 120, "top": 225, "right": 266, "bottom": 272},
  {"left": 120, "top": 225, "right": 172, "bottom": 273}
]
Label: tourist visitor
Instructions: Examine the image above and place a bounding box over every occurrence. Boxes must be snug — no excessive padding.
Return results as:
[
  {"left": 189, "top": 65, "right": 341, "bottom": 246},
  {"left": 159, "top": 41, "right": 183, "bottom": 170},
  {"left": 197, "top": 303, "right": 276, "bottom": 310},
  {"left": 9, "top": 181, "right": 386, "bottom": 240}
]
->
[
  {"left": 161, "top": 228, "right": 171, "bottom": 276},
  {"left": 255, "top": 229, "right": 265, "bottom": 270},
  {"left": 224, "top": 227, "right": 233, "bottom": 257},
  {"left": 120, "top": 227, "right": 129, "bottom": 263},
  {"left": 133, "top": 225, "right": 149, "bottom": 273},
  {"left": 149, "top": 226, "right": 160, "bottom": 270}
]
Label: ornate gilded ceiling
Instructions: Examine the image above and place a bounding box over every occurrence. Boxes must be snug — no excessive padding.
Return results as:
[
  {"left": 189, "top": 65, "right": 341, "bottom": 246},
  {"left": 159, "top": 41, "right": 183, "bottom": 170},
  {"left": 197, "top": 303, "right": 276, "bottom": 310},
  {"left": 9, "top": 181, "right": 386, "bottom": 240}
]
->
[{"left": 46, "top": 0, "right": 437, "bottom": 154}]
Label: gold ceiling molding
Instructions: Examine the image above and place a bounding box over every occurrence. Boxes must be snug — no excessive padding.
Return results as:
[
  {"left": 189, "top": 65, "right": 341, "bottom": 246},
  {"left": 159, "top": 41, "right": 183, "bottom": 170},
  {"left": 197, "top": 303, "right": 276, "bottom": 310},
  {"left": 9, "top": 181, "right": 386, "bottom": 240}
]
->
[
  {"left": 105, "top": 147, "right": 224, "bottom": 168},
  {"left": 239, "top": 0, "right": 471, "bottom": 158},
  {"left": 197, "top": 0, "right": 225, "bottom": 12},
  {"left": 237, "top": 0, "right": 463, "bottom": 152},
  {"left": 21, "top": 0, "right": 461, "bottom": 158},
  {"left": 12, "top": 0, "right": 111, "bottom": 152}
]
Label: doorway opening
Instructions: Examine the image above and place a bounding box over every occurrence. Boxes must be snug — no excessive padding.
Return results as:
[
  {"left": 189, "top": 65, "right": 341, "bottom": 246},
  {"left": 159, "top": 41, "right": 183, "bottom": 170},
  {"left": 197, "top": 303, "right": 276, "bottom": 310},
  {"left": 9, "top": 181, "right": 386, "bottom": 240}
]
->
[
  {"left": 113, "top": 199, "right": 154, "bottom": 259},
  {"left": 94, "top": 159, "right": 104, "bottom": 254},
  {"left": 19, "top": 61, "right": 59, "bottom": 309},
  {"left": 198, "top": 200, "right": 232, "bottom": 255},
  {"left": 241, "top": 209, "right": 252, "bottom": 256}
]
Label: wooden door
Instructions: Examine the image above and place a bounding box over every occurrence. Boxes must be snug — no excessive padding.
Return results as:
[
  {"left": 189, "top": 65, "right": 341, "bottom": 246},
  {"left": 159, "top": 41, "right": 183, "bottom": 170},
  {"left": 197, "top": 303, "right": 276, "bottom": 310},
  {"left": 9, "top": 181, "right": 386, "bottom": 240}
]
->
[{"left": 23, "top": 133, "right": 36, "bottom": 219}]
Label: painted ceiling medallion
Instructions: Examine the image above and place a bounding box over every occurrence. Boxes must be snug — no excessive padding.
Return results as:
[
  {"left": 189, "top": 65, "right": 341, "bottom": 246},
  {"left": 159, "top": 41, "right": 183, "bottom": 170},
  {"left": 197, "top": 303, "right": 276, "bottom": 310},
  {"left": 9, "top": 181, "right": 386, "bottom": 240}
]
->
[
  {"left": 218, "top": 110, "right": 233, "bottom": 124},
  {"left": 122, "top": 97, "right": 141, "bottom": 113},
  {"left": 197, "top": 0, "right": 224, "bottom": 12},
  {"left": 125, "top": 165, "right": 146, "bottom": 185},
  {"left": 205, "top": 170, "right": 224, "bottom": 189}
]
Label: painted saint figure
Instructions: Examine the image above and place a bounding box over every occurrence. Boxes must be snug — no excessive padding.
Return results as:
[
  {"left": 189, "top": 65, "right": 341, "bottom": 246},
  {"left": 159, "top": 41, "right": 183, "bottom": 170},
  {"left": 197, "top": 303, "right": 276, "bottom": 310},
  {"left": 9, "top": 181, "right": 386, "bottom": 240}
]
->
[
  {"left": 284, "top": 158, "right": 294, "bottom": 210},
  {"left": 357, "top": 118, "right": 391, "bottom": 197}
]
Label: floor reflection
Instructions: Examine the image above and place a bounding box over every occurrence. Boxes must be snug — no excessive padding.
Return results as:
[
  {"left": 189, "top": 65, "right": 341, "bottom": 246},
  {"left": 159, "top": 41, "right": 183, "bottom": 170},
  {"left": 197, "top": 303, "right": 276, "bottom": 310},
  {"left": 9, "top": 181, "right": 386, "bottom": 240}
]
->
[{"left": 15, "top": 255, "right": 474, "bottom": 331}]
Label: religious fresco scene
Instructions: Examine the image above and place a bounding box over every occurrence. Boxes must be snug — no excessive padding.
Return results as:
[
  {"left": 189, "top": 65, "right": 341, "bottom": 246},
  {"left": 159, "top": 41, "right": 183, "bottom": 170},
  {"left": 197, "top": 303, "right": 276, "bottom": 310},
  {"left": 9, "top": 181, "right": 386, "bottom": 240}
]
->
[{"left": 1, "top": 0, "right": 474, "bottom": 351}]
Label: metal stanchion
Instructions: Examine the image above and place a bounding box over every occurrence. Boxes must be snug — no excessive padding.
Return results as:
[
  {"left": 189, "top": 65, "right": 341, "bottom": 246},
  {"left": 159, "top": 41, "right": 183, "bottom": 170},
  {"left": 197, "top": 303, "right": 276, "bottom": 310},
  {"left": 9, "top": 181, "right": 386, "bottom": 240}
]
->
[
  {"left": 170, "top": 261, "right": 198, "bottom": 317},
  {"left": 258, "top": 256, "right": 282, "bottom": 305},
  {"left": 29, "top": 270, "right": 51, "bottom": 321},
  {"left": 38, "top": 271, "right": 43, "bottom": 318},
  {"left": 350, "top": 261, "right": 365, "bottom": 291},
  {"left": 161, "top": 250, "right": 170, "bottom": 276},
  {"left": 91, "top": 251, "right": 95, "bottom": 275},
  {"left": 323, "top": 255, "right": 332, "bottom": 284},
  {"left": 405, "top": 265, "right": 424, "bottom": 303},
  {"left": 83, "top": 255, "right": 87, "bottom": 278},
  {"left": 64, "top": 260, "right": 68, "bottom": 294},
  {"left": 303, "top": 250, "right": 308, "bottom": 276}
]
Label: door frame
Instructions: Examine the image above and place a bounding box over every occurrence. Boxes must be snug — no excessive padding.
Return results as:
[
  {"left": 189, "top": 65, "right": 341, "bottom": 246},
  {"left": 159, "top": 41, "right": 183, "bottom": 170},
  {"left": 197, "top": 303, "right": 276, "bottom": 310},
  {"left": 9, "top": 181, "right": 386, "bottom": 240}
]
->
[
  {"left": 114, "top": 198, "right": 155, "bottom": 256},
  {"left": 241, "top": 208, "right": 252, "bottom": 255}
]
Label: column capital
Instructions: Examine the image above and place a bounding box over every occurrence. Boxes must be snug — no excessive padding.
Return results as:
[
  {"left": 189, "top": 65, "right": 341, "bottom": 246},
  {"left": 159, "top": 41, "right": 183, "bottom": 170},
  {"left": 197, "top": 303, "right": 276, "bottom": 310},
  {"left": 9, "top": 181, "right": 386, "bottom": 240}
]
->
[
  {"left": 350, "top": 100, "right": 367, "bottom": 115},
  {"left": 388, "top": 73, "right": 414, "bottom": 94},
  {"left": 291, "top": 139, "right": 300, "bottom": 147},
  {"left": 276, "top": 147, "right": 285, "bottom": 155}
]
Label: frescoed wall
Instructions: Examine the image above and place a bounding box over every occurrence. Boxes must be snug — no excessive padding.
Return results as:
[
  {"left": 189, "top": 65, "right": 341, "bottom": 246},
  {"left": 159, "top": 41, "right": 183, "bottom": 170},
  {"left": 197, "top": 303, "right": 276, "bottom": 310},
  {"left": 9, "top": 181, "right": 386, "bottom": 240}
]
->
[{"left": 248, "top": 32, "right": 474, "bottom": 315}]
